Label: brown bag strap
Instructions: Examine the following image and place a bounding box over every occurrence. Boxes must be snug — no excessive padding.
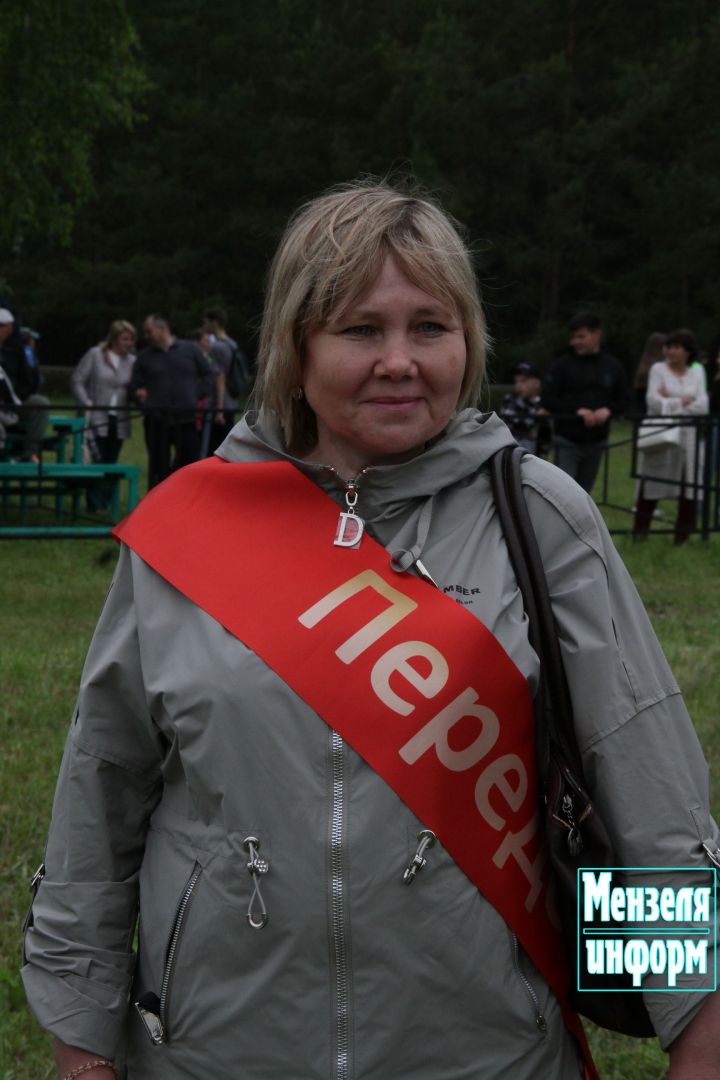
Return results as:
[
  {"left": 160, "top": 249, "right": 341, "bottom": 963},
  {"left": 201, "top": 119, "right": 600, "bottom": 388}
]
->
[{"left": 489, "top": 446, "right": 582, "bottom": 777}]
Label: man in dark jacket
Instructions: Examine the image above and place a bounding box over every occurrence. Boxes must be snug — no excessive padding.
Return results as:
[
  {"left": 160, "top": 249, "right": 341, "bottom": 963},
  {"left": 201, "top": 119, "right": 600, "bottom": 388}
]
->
[
  {"left": 131, "top": 314, "right": 213, "bottom": 488},
  {"left": 541, "top": 312, "right": 627, "bottom": 493}
]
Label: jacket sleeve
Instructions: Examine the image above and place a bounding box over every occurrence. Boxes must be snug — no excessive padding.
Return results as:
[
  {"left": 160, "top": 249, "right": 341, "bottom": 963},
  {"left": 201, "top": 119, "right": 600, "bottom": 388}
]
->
[
  {"left": 21, "top": 545, "right": 164, "bottom": 1058},
  {"left": 524, "top": 462, "right": 719, "bottom": 1049},
  {"left": 646, "top": 363, "right": 666, "bottom": 415},
  {"left": 70, "top": 349, "right": 96, "bottom": 408},
  {"left": 129, "top": 354, "right": 146, "bottom": 396},
  {"left": 684, "top": 371, "right": 709, "bottom": 415}
]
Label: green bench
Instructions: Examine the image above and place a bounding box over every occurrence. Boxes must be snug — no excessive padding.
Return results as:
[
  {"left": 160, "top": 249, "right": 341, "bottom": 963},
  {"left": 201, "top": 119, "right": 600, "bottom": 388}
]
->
[{"left": 0, "top": 461, "right": 142, "bottom": 537}]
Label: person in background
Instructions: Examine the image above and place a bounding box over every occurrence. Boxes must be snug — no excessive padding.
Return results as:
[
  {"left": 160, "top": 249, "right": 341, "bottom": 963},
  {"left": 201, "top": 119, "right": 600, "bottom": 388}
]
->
[
  {"left": 186, "top": 327, "right": 216, "bottom": 458},
  {"left": 0, "top": 361, "right": 21, "bottom": 452},
  {"left": 541, "top": 312, "right": 627, "bottom": 494},
  {"left": 708, "top": 347, "right": 720, "bottom": 470},
  {"left": 632, "top": 332, "right": 666, "bottom": 413},
  {"left": 202, "top": 307, "right": 246, "bottom": 454},
  {"left": 0, "top": 306, "right": 49, "bottom": 460},
  {"left": 130, "top": 314, "right": 212, "bottom": 488},
  {"left": 20, "top": 326, "right": 41, "bottom": 374},
  {"left": 634, "top": 329, "right": 709, "bottom": 542},
  {"left": 71, "top": 320, "right": 137, "bottom": 510},
  {"left": 498, "top": 360, "right": 550, "bottom": 455}
]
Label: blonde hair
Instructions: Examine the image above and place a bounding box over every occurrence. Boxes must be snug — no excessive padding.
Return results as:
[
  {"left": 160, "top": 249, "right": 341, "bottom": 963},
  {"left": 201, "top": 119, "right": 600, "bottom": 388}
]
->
[
  {"left": 104, "top": 319, "right": 136, "bottom": 350},
  {"left": 255, "top": 180, "right": 489, "bottom": 452}
]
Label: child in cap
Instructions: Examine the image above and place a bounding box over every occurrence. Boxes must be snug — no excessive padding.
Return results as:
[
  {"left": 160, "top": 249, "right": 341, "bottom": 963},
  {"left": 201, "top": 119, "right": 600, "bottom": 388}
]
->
[{"left": 498, "top": 361, "right": 550, "bottom": 455}]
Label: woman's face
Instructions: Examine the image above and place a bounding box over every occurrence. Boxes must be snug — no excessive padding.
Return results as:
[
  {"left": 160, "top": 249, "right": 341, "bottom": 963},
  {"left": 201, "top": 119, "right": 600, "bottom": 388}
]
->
[
  {"left": 665, "top": 343, "right": 689, "bottom": 368},
  {"left": 113, "top": 330, "right": 136, "bottom": 356},
  {"left": 301, "top": 254, "right": 467, "bottom": 477}
]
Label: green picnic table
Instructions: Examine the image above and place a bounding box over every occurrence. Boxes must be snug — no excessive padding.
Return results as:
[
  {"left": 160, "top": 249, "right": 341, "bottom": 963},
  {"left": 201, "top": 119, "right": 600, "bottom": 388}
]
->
[
  {"left": 49, "top": 414, "right": 86, "bottom": 464},
  {"left": 0, "top": 460, "right": 141, "bottom": 537}
]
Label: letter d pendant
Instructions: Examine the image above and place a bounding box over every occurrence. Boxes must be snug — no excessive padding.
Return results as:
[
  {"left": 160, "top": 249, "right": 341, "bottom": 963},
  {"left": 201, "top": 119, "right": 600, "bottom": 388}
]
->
[
  {"left": 334, "top": 483, "right": 364, "bottom": 548},
  {"left": 334, "top": 510, "right": 364, "bottom": 548}
]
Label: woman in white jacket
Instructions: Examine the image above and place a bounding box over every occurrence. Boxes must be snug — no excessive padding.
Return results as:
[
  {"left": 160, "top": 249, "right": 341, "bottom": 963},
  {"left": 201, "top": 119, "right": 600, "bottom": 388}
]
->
[
  {"left": 634, "top": 329, "right": 709, "bottom": 542},
  {"left": 71, "top": 320, "right": 136, "bottom": 509}
]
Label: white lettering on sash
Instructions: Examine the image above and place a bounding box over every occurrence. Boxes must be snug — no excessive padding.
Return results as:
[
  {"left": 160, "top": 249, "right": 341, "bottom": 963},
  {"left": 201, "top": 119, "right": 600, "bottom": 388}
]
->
[
  {"left": 298, "top": 569, "right": 417, "bottom": 663},
  {"left": 371, "top": 641, "right": 449, "bottom": 716},
  {"left": 474, "top": 754, "right": 528, "bottom": 830},
  {"left": 299, "top": 571, "right": 541, "bottom": 909},
  {"left": 399, "top": 687, "right": 499, "bottom": 771},
  {"left": 492, "top": 816, "right": 546, "bottom": 911}
]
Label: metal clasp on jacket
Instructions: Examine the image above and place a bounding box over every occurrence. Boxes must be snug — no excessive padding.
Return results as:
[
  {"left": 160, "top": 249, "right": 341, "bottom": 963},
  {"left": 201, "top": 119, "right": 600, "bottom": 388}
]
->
[
  {"left": 243, "top": 836, "right": 269, "bottom": 928},
  {"left": 22, "top": 862, "right": 46, "bottom": 941},
  {"left": 29, "top": 862, "right": 45, "bottom": 893},
  {"left": 702, "top": 840, "right": 720, "bottom": 872},
  {"left": 403, "top": 830, "right": 437, "bottom": 884}
]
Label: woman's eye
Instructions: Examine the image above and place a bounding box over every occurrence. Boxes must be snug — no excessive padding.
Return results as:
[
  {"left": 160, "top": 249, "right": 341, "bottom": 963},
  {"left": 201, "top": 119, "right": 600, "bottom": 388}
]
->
[
  {"left": 417, "top": 321, "right": 444, "bottom": 335},
  {"left": 342, "top": 325, "right": 375, "bottom": 337}
]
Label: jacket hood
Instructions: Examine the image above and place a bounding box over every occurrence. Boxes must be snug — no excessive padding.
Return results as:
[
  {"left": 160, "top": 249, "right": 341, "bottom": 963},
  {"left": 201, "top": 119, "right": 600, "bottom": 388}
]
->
[{"left": 215, "top": 408, "right": 515, "bottom": 524}]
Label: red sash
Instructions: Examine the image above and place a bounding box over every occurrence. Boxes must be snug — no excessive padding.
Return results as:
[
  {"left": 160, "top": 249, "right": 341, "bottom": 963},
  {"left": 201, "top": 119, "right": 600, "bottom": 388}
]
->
[{"left": 114, "top": 457, "right": 595, "bottom": 1075}]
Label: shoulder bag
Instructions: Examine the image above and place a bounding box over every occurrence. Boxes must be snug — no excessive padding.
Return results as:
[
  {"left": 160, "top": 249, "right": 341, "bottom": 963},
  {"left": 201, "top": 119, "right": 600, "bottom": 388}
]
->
[
  {"left": 636, "top": 416, "right": 682, "bottom": 451},
  {"left": 490, "top": 445, "right": 654, "bottom": 1036}
]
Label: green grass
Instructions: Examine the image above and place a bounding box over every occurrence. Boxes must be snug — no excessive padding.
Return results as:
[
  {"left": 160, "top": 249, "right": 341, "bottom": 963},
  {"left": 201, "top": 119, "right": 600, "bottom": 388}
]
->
[{"left": 1, "top": 416, "right": 718, "bottom": 1078}]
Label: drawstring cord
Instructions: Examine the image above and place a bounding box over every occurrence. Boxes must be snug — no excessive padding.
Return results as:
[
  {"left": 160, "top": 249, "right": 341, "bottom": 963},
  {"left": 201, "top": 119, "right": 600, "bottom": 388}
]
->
[
  {"left": 390, "top": 495, "right": 437, "bottom": 584},
  {"left": 243, "top": 836, "right": 269, "bottom": 928}
]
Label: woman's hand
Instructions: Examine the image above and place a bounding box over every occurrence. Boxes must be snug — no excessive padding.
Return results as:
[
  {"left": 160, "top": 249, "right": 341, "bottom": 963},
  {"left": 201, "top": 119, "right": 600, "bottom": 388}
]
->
[
  {"left": 53, "top": 1036, "right": 115, "bottom": 1079},
  {"left": 681, "top": 395, "right": 695, "bottom": 408}
]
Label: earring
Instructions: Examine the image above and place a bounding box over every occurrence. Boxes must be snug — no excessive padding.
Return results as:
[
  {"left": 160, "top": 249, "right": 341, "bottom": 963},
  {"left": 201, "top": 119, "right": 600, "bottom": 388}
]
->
[{"left": 291, "top": 385, "right": 304, "bottom": 401}]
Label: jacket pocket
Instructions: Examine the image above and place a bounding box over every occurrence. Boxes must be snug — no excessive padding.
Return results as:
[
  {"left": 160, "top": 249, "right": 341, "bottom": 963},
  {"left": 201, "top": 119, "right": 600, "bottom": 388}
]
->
[
  {"left": 510, "top": 931, "right": 548, "bottom": 1036},
  {"left": 158, "top": 861, "right": 203, "bottom": 1038},
  {"left": 134, "top": 859, "right": 204, "bottom": 1045}
]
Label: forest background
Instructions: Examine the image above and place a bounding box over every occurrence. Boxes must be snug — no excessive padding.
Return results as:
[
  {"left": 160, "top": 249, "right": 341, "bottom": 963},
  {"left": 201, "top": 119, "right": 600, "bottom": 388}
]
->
[{"left": 2, "top": 0, "right": 720, "bottom": 378}]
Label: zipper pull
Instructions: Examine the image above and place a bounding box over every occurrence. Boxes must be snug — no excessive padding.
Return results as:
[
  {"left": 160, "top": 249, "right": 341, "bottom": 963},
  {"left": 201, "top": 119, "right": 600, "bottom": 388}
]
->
[
  {"left": 134, "top": 992, "right": 166, "bottom": 1045},
  {"left": 562, "top": 793, "right": 583, "bottom": 856},
  {"left": 243, "top": 836, "right": 269, "bottom": 929},
  {"left": 403, "top": 829, "right": 437, "bottom": 885}
]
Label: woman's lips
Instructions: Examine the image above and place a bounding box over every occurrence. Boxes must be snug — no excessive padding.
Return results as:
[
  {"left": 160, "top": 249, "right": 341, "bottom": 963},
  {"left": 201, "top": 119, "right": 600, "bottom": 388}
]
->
[{"left": 365, "top": 397, "right": 421, "bottom": 410}]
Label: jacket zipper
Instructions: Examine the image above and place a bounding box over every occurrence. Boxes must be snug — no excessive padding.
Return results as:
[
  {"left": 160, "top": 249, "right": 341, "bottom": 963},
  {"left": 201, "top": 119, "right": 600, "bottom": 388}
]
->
[
  {"left": 330, "top": 730, "right": 350, "bottom": 1080},
  {"left": 512, "top": 933, "right": 547, "bottom": 1035},
  {"left": 158, "top": 864, "right": 203, "bottom": 1034}
]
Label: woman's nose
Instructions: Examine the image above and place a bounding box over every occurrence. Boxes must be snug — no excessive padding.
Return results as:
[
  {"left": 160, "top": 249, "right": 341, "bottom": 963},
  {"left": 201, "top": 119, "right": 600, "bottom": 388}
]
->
[{"left": 375, "top": 336, "right": 416, "bottom": 377}]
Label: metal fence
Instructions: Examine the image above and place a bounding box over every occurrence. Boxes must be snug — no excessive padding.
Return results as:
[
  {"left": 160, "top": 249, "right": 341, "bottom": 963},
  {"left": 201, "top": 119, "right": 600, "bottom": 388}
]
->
[{"left": 595, "top": 414, "right": 719, "bottom": 538}]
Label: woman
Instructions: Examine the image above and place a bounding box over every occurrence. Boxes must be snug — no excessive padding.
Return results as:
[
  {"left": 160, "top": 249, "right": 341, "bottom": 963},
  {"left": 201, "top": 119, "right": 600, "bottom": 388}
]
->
[
  {"left": 71, "top": 320, "right": 137, "bottom": 509},
  {"left": 23, "top": 185, "right": 718, "bottom": 1079},
  {"left": 634, "top": 329, "right": 709, "bottom": 542},
  {"left": 632, "top": 331, "right": 666, "bottom": 413}
]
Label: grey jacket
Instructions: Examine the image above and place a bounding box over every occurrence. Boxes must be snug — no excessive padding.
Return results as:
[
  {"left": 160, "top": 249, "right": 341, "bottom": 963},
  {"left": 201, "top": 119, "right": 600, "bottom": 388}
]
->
[
  {"left": 22, "top": 410, "right": 717, "bottom": 1078},
  {"left": 71, "top": 345, "right": 135, "bottom": 439}
]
